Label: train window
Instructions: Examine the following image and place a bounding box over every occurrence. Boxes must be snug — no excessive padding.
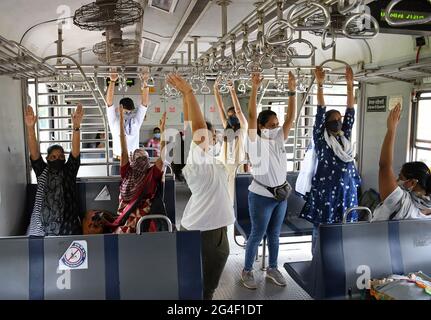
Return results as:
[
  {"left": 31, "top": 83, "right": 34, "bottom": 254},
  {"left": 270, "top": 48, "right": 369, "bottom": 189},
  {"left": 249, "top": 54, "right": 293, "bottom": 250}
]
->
[{"left": 412, "top": 92, "right": 431, "bottom": 167}]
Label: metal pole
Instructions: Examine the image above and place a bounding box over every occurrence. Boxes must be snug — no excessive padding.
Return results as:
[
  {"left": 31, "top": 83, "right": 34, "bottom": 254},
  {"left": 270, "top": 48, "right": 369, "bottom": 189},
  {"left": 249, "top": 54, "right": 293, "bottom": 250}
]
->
[
  {"left": 186, "top": 41, "right": 193, "bottom": 65},
  {"left": 192, "top": 36, "right": 199, "bottom": 63},
  {"left": 56, "top": 24, "right": 63, "bottom": 65}
]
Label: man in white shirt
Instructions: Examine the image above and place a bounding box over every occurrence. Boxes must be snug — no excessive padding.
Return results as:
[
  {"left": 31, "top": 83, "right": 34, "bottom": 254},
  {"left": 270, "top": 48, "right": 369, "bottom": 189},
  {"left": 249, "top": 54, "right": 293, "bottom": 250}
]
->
[{"left": 106, "top": 72, "right": 150, "bottom": 174}]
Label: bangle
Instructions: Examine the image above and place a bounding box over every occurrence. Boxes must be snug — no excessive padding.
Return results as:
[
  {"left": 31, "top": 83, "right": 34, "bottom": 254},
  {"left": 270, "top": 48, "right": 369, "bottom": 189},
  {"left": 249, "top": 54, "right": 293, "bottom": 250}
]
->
[
  {"left": 287, "top": 91, "right": 296, "bottom": 97},
  {"left": 318, "top": 84, "right": 323, "bottom": 88}
]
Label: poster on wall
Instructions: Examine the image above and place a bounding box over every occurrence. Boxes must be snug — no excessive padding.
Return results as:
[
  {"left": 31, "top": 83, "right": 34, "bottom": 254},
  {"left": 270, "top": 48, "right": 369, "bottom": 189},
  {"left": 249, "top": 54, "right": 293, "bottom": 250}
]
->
[{"left": 367, "top": 96, "right": 387, "bottom": 112}]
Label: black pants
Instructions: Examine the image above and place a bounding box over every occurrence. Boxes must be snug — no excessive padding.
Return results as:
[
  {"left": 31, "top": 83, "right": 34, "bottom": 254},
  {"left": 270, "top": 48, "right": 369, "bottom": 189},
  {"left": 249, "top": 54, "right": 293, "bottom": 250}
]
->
[{"left": 181, "top": 226, "right": 230, "bottom": 300}]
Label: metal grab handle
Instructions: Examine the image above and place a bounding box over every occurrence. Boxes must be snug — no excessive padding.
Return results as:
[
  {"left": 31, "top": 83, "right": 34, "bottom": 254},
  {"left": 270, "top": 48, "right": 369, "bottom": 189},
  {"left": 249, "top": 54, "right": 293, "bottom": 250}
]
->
[
  {"left": 320, "top": 58, "right": 350, "bottom": 68},
  {"left": 234, "top": 160, "right": 251, "bottom": 176},
  {"left": 287, "top": 1, "right": 331, "bottom": 31},
  {"left": 286, "top": 38, "right": 315, "bottom": 59},
  {"left": 269, "top": 47, "right": 291, "bottom": 66},
  {"left": 322, "top": 30, "right": 336, "bottom": 50},
  {"left": 385, "top": 0, "right": 431, "bottom": 26},
  {"left": 342, "top": 13, "right": 380, "bottom": 39},
  {"left": 136, "top": 214, "right": 173, "bottom": 234},
  {"left": 342, "top": 206, "right": 372, "bottom": 223},
  {"left": 338, "top": 0, "right": 360, "bottom": 15},
  {"left": 264, "top": 20, "right": 294, "bottom": 46}
]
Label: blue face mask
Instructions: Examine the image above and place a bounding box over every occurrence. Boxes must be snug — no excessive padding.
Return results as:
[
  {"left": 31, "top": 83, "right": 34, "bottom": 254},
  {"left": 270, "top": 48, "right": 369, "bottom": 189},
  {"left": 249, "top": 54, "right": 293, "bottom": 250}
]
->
[
  {"left": 227, "top": 116, "right": 240, "bottom": 128},
  {"left": 154, "top": 133, "right": 161, "bottom": 139}
]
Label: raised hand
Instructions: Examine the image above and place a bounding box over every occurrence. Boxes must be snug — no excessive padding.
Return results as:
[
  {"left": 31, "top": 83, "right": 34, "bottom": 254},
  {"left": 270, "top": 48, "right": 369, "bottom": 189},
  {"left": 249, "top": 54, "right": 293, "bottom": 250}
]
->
[
  {"left": 314, "top": 66, "right": 325, "bottom": 85},
  {"left": 140, "top": 71, "right": 150, "bottom": 84},
  {"left": 288, "top": 71, "right": 296, "bottom": 92},
  {"left": 251, "top": 73, "right": 263, "bottom": 88},
  {"left": 72, "top": 103, "right": 84, "bottom": 128},
  {"left": 159, "top": 111, "right": 167, "bottom": 133},
  {"left": 345, "top": 66, "right": 354, "bottom": 85},
  {"left": 166, "top": 73, "right": 193, "bottom": 94},
  {"left": 387, "top": 103, "right": 401, "bottom": 132},
  {"left": 24, "top": 105, "right": 37, "bottom": 127},
  {"left": 109, "top": 73, "right": 119, "bottom": 82}
]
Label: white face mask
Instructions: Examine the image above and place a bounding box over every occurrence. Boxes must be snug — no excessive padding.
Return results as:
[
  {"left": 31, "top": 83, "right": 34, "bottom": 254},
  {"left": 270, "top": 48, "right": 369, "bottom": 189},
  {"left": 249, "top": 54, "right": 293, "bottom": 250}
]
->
[
  {"left": 261, "top": 128, "right": 279, "bottom": 140},
  {"left": 208, "top": 142, "right": 222, "bottom": 157},
  {"left": 397, "top": 179, "right": 414, "bottom": 192}
]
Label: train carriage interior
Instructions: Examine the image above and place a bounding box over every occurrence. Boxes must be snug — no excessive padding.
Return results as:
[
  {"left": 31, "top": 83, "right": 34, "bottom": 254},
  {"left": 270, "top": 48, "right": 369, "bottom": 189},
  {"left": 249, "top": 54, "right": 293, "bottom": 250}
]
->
[{"left": 0, "top": 0, "right": 431, "bottom": 301}]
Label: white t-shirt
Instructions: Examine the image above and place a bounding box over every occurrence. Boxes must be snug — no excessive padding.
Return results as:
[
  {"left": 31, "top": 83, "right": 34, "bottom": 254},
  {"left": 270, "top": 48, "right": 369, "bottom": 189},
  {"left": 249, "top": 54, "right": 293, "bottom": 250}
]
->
[
  {"left": 371, "top": 187, "right": 431, "bottom": 221},
  {"left": 218, "top": 128, "right": 247, "bottom": 203},
  {"left": 245, "top": 128, "right": 287, "bottom": 198},
  {"left": 107, "top": 105, "right": 147, "bottom": 157},
  {"left": 181, "top": 141, "right": 235, "bottom": 231}
]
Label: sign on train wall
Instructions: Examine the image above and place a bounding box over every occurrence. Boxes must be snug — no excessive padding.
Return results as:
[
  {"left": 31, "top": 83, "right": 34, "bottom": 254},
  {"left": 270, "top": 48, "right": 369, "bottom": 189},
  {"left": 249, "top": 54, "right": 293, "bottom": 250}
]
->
[
  {"left": 369, "top": 0, "right": 431, "bottom": 35},
  {"left": 367, "top": 96, "right": 387, "bottom": 112}
]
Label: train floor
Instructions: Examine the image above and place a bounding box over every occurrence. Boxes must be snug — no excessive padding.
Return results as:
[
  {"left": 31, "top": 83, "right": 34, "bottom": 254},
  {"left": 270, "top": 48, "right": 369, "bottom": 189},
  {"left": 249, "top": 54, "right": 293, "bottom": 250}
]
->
[{"left": 175, "top": 180, "right": 313, "bottom": 300}]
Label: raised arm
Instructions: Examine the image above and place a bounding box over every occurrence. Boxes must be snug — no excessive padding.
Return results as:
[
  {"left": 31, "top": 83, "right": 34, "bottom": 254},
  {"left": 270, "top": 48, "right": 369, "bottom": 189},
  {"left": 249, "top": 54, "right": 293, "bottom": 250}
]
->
[
  {"left": 24, "top": 105, "right": 40, "bottom": 160},
  {"left": 140, "top": 71, "right": 150, "bottom": 106},
  {"left": 155, "top": 112, "right": 167, "bottom": 171},
  {"left": 71, "top": 103, "right": 84, "bottom": 158},
  {"left": 378, "top": 104, "right": 401, "bottom": 201},
  {"left": 315, "top": 66, "right": 325, "bottom": 107},
  {"left": 167, "top": 74, "right": 208, "bottom": 149},
  {"left": 247, "top": 73, "right": 263, "bottom": 142},
  {"left": 106, "top": 73, "right": 118, "bottom": 107},
  {"left": 228, "top": 81, "right": 248, "bottom": 129},
  {"left": 214, "top": 79, "right": 227, "bottom": 128},
  {"left": 283, "top": 71, "right": 296, "bottom": 140},
  {"left": 119, "top": 106, "right": 129, "bottom": 166},
  {"left": 346, "top": 66, "right": 354, "bottom": 109}
]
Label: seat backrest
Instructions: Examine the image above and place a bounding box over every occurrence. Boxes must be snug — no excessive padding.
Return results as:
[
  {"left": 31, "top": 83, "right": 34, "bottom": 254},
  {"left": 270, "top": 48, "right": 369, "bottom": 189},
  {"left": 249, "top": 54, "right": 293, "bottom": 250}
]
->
[
  {"left": 234, "top": 173, "right": 306, "bottom": 220},
  {"left": 0, "top": 232, "right": 202, "bottom": 300},
  {"left": 25, "top": 176, "right": 176, "bottom": 230},
  {"left": 234, "top": 174, "right": 253, "bottom": 221},
  {"left": 313, "top": 220, "right": 431, "bottom": 299}
]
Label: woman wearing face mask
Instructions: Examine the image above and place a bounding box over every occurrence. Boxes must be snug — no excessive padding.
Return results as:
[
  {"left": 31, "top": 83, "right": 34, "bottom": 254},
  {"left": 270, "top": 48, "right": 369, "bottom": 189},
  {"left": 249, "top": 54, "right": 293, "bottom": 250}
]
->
[
  {"left": 300, "top": 66, "right": 361, "bottom": 254},
  {"left": 26, "top": 104, "right": 84, "bottom": 236},
  {"left": 214, "top": 79, "right": 248, "bottom": 201},
  {"left": 114, "top": 107, "right": 167, "bottom": 234},
  {"left": 241, "top": 72, "right": 296, "bottom": 290},
  {"left": 146, "top": 127, "right": 162, "bottom": 157},
  {"left": 371, "top": 104, "right": 431, "bottom": 221},
  {"left": 167, "top": 73, "right": 234, "bottom": 300}
]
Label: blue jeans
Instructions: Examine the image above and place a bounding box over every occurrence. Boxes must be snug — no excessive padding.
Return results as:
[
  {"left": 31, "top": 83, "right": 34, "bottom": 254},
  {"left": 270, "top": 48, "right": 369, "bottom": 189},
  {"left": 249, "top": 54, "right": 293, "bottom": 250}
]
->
[{"left": 244, "top": 192, "right": 287, "bottom": 271}]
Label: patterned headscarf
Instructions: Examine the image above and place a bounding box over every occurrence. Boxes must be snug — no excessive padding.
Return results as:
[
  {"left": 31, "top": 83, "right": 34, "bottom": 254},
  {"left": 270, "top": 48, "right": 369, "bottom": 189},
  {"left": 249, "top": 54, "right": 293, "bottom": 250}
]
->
[{"left": 120, "top": 149, "right": 151, "bottom": 202}]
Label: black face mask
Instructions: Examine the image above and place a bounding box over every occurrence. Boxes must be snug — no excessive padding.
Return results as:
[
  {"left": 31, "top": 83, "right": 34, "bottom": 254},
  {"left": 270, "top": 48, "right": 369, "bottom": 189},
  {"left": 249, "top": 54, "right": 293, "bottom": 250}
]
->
[
  {"left": 48, "top": 159, "right": 66, "bottom": 171},
  {"left": 227, "top": 116, "right": 240, "bottom": 129},
  {"left": 325, "top": 120, "right": 342, "bottom": 133}
]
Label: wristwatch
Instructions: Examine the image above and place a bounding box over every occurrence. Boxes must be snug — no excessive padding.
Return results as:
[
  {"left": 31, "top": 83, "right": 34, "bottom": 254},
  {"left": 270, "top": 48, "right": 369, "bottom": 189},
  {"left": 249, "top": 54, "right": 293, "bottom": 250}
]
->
[
  {"left": 74, "top": 127, "right": 80, "bottom": 131},
  {"left": 318, "top": 84, "right": 324, "bottom": 88},
  {"left": 287, "top": 91, "right": 296, "bottom": 97}
]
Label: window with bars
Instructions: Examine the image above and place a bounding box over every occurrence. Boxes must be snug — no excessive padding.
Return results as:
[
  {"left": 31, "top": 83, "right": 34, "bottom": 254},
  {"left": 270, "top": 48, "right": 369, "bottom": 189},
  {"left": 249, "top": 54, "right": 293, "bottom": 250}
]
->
[{"left": 412, "top": 92, "right": 431, "bottom": 168}]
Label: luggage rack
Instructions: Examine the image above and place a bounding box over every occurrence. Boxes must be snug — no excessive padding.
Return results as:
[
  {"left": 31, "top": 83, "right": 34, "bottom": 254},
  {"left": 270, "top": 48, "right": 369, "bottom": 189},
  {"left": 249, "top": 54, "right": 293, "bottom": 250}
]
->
[{"left": 0, "top": 35, "right": 57, "bottom": 79}]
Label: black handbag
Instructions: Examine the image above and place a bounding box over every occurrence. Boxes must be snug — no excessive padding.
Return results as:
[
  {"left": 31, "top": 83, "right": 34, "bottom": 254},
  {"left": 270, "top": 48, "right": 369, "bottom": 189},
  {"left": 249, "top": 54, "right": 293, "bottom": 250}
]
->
[{"left": 253, "top": 178, "right": 292, "bottom": 201}]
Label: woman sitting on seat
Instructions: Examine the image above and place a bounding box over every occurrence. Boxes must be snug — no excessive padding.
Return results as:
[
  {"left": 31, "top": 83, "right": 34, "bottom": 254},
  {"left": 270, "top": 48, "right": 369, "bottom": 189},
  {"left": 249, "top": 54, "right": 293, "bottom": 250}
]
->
[
  {"left": 114, "top": 107, "right": 167, "bottom": 234},
  {"left": 372, "top": 104, "right": 431, "bottom": 221}
]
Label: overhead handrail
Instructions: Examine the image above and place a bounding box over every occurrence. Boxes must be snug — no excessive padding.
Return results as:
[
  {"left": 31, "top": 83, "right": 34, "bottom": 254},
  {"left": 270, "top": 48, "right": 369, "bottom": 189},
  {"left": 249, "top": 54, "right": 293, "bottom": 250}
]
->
[
  {"left": 322, "top": 30, "right": 336, "bottom": 50},
  {"left": 286, "top": 33, "right": 315, "bottom": 59},
  {"left": 384, "top": 0, "right": 431, "bottom": 26},
  {"left": 286, "top": 0, "right": 331, "bottom": 31},
  {"left": 342, "top": 12, "right": 380, "bottom": 39},
  {"left": 337, "top": 0, "right": 360, "bottom": 15},
  {"left": 136, "top": 215, "right": 173, "bottom": 234},
  {"left": 264, "top": 0, "right": 293, "bottom": 46},
  {"left": 342, "top": 206, "right": 372, "bottom": 223}
]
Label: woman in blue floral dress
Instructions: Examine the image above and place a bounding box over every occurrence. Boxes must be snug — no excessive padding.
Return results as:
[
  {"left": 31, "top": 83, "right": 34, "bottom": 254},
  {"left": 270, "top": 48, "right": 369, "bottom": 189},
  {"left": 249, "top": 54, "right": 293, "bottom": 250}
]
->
[{"left": 300, "top": 66, "right": 361, "bottom": 254}]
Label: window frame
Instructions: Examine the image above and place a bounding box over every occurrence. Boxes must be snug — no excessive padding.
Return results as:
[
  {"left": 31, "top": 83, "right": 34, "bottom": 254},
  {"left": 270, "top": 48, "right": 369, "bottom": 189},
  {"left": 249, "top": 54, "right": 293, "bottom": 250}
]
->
[{"left": 410, "top": 91, "right": 431, "bottom": 166}]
